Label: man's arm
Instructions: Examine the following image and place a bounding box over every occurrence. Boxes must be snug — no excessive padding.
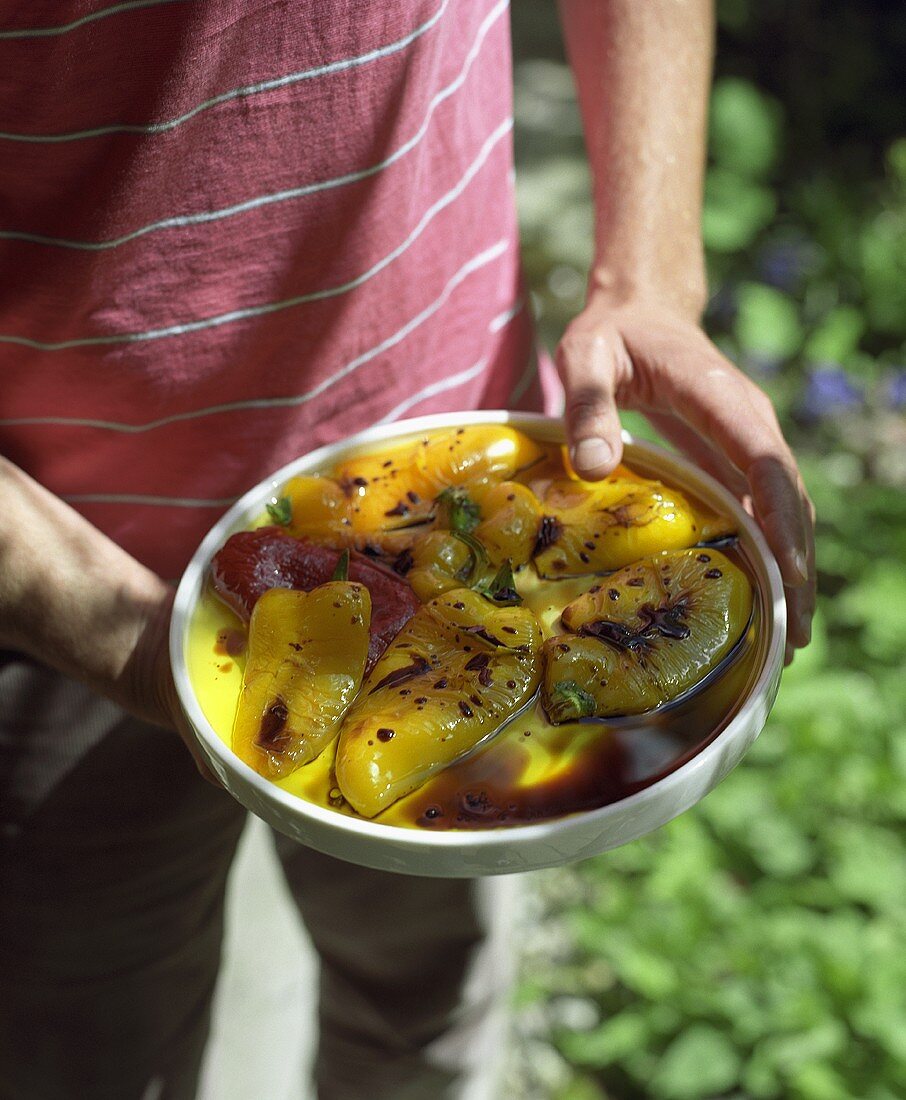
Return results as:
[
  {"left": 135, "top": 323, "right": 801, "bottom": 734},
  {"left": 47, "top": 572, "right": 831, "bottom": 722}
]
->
[
  {"left": 556, "top": 0, "right": 815, "bottom": 661},
  {"left": 0, "top": 455, "right": 213, "bottom": 776}
]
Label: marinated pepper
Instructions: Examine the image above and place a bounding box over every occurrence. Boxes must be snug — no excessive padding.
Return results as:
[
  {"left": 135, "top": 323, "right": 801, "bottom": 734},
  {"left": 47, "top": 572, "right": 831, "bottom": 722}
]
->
[
  {"left": 335, "top": 587, "right": 542, "bottom": 817},
  {"left": 532, "top": 475, "right": 735, "bottom": 578},
  {"left": 210, "top": 527, "right": 419, "bottom": 671},
  {"left": 283, "top": 426, "right": 544, "bottom": 554},
  {"left": 233, "top": 582, "right": 371, "bottom": 778},
  {"left": 542, "top": 548, "right": 753, "bottom": 721}
]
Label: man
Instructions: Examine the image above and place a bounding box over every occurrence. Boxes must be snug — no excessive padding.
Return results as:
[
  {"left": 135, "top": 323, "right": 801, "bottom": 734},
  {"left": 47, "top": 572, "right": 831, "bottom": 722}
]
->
[{"left": 0, "top": 1, "right": 814, "bottom": 1097}]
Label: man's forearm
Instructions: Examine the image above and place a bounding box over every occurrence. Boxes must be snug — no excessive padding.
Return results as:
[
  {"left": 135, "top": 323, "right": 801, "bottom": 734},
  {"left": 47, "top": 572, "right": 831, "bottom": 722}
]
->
[
  {"left": 0, "top": 455, "right": 173, "bottom": 723},
  {"left": 558, "top": 0, "right": 713, "bottom": 320}
]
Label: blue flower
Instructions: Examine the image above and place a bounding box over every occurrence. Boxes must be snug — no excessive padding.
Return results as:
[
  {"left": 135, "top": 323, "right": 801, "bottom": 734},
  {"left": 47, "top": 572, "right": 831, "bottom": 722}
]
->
[
  {"left": 745, "top": 352, "right": 783, "bottom": 377},
  {"left": 757, "top": 237, "right": 819, "bottom": 292},
  {"left": 798, "top": 365, "right": 863, "bottom": 421},
  {"left": 884, "top": 368, "right": 906, "bottom": 410}
]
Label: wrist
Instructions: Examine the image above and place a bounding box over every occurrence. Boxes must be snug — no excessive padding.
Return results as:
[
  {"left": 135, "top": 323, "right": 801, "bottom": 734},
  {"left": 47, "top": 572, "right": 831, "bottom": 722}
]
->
[
  {"left": 587, "top": 255, "right": 708, "bottom": 325},
  {"left": 116, "top": 583, "right": 179, "bottom": 730},
  {"left": 0, "top": 456, "right": 177, "bottom": 725}
]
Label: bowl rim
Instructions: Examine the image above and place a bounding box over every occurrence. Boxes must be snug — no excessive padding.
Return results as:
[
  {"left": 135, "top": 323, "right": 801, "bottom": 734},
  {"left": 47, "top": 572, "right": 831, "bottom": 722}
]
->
[{"left": 170, "top": 410, "right": 786, "bottom": 848}]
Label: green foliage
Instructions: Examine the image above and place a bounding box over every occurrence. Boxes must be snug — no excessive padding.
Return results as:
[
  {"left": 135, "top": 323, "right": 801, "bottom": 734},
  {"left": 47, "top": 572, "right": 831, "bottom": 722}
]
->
[
  {"left": 511, "top": 2, "right": 906, "bottom": 1097},
  {"left": 525, "top": 460, "right": 906, "bottom": 1098},
  {"left": 734, "top": 283, "right": 802, "bottom": 357},
  {"left": 703, "top": 170, "right": 777, "bottom": 254},
  {"left": 709, "top": 78, "right": 782, "bottom": 179}
]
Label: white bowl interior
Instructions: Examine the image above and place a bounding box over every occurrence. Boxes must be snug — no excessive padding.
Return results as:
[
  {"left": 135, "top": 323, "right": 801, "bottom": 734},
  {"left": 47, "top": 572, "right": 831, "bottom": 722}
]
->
[{"left": 170, "top": 411, "right": 786, "bottom": 876}]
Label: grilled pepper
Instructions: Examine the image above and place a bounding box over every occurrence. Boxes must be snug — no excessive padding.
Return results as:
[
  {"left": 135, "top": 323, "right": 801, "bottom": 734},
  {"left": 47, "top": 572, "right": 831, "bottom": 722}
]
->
[
  {"left": 233, "top": 582, "right": 372, "bottom": 778},
  {"left": 541, "top": 548, "right": 753, "bottom": 721},
  {"left": 335, "top": 587, "right": 542, "bottom": 817},
  {"left": 532, "top": 475, "right": 735, "bottom": 578},
  {"left": 283, "top": 426, "right": 544, "bottom": 555}
]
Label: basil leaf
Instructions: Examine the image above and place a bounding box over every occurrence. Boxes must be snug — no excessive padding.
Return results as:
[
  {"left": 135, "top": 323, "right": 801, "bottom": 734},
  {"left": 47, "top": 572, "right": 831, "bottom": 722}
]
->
[
  {"left": 266, "top": 496, "right": 292, "bottom": 526},
  {"left": 553, "top": 679, "right": 596, "bottom": 718},
  {"left": 436, "top": 487, "right": 481, "bottom": 535},
  {"left": 477, "top": 559, "right": 522, "bottom": 606},
  {"left": 451, "top": 530, "right": 489, "bottom": 584},
  {"left": 331, "top": 549, "right": 350, "bottom": 582}
]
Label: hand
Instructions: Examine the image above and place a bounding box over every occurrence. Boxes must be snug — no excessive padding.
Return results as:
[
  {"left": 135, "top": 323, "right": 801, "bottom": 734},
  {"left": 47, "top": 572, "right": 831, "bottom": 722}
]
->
[
  {"left": 556, "top": 292, "right": 816, "bottom": 664},
  {"left": 122, "top": 588, "right": 222, "bottom": 785},
  {"left": 0, "top": 455, "right": 220, "bottom": 782}
]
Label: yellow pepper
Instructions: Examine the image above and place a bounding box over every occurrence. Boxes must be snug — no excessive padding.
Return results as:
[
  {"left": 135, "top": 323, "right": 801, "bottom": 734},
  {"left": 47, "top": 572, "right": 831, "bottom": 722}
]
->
[
  {"left": 232, "top": 582, "right": 371, "bottom": 778},
  {"left": 541, "top": 548, "right": 753, "bottom": 721},
  {"left": 532, "top": 475, "right": 735, "bottom": 578},
  {"left": 405, "top": 479, "right": 541, "bottom": 601},
  {"left": 283, "top": 426, "right": 544, "bottom": 555},
  {"left": 335, "top": 587, "right": 541, "bottom": 817}
]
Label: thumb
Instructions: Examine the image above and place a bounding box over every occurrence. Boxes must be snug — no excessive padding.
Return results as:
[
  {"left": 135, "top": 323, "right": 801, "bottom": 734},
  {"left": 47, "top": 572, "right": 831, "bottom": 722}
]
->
[{"left": 556, "top": 323, "right": 624, "bottom": 479}]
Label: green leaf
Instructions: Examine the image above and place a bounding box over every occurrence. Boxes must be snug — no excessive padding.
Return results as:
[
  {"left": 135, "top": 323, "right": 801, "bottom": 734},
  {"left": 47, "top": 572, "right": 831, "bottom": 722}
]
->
[
  {"left": 477, "top": 559, "right": 522, "bottom": 605},
  {"left": 709, "top": 77, "right": 782, "bottom": 177},
  {"left": 331, "top": 549, "right": 350, "bottom": 581},
  {"left": 886, "top": 136, "right": 906, "bottom": 184},
  {"left": 451, "top": 530, "right": 489, "bottom": 583},
  {"left": 803, "top": 305, "right": 865, "bottom": 362},
  {"left": 703, "top": 169, "right": 776, "bottom": 252},
  {"left": 826, "top": 822, "right": 906, "bottom": 914},
  {"left": 790, "top": 1061, "right": 853, "bottom": 1100},
  {"left": 734, "top": 282, "right": 802, "bottom": 358},
  {"left": 436, "top": 487, "right": 482, "bottom": 534},
  {"left": 835, "top": 561, "right": 906, "bottom": 662},
  {"left": 266, "top": 496, "right": 292, "bottom": 526},
  {"left": 552, "top": 680, "right": 596, "bottom": 718},
  {"left": 650, "top": 1025, "right": 741, "bottom": 1099},
  {"left": 557, "top": 1012, "right": 649, "bottom": 1069},
  {"left": 556, "top": 1077, "right": 609, "bottom": 1100}
]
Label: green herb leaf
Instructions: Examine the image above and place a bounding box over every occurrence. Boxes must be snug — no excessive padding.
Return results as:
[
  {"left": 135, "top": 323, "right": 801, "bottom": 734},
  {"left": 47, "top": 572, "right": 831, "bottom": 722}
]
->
[
  {"left": 437, "top": 487, "right": 481, "bottom": 534},
  {"left": 553, "top": 679, "right": 597, "bottom": 719},
  {"left": 331, "top": 549, "right": 350, "bottom": 582},
  {"left": 451, "top": 530, "right": 489, "bottom": 584},
  {"left": 266, "top": 496, "right": 292, "bottom": 526},
  {"left": 477, "top": 559, "right": 522, "bottom": 605}
]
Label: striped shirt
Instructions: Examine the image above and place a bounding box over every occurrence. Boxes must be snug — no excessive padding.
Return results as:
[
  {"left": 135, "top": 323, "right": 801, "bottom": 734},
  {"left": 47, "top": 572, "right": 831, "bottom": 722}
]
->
[{"left": 0, "top": 0, "right": 544, "bottom": 578}]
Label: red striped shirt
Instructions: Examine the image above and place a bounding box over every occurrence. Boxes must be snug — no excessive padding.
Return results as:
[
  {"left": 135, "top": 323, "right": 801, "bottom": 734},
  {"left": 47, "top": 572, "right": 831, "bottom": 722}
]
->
[{"left": 0, "top": 0, "right": 545, "bottom": 577}]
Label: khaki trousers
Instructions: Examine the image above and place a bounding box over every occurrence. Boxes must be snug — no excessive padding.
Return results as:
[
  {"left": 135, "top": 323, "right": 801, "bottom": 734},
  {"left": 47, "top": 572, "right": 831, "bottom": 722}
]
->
[{"left": 0, "top": 659, "right": 514, "bottom": 1100}]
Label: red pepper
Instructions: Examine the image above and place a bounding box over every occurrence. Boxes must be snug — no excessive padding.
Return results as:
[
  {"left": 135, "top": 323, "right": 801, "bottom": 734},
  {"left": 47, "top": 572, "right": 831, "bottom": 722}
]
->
[{"left": 211, "top": 527, "right": 420, "bottom": 671}]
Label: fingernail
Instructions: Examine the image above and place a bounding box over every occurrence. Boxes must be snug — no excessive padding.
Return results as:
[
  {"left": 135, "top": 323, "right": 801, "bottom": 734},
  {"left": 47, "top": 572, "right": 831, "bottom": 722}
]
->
[
  {"left": 573, "top": 437, "right": 612, "bottom": 473},
  {"left": 792, "top": 550, "right": 808, "bottom": 584}
]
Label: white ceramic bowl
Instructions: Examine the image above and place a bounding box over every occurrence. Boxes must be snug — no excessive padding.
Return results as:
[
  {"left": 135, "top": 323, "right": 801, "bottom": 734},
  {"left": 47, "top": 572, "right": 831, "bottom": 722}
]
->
[{"left": 171, "top": 411, "right": 786, "bottom": 877}]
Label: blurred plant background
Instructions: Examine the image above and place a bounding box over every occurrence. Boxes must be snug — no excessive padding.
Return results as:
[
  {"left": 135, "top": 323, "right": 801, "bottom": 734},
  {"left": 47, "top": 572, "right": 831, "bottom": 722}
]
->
[{"left": 507, "top": 2, "right": 906, "bottom": 1097}]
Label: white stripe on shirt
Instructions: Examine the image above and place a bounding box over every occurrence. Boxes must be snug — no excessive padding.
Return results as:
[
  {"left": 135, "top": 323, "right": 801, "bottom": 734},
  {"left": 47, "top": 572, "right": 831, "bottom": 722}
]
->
[
  {"left": 377, "top": 296, "right": 523, "bottom": 424},
  {"left": 0, "top": 0, "right": 451, "bottom": 143},
  {"left": 56, "top": 303, "right": 521, "bottom": 506},
  {"left": 377, "top": 355, "right": 490, "bottom": 425},
  {"left": 0, "top": 0, "right": 184, "bottom": 40},
  {"left": 0, "top": 0, "right": 508, "bottom": 250},
  {"left": 0, "top": 116, "right": 514, "bottom": 351},
  {"left": 0, "top": 240, "right": 509, "bottom": 431},
  {"left": 62, "top": 492, "right": 238, "bottom": 508}
]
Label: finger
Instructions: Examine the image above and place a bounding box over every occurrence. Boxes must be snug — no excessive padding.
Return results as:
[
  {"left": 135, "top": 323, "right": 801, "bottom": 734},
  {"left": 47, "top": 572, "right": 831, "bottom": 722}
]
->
[
  {"left": 556, "top": 323, "right": 625, "bottom": 479},
  {"left": 651, "top": 407, "right": 814, "bottom": 651},
  {"left": 644, "top": 411, "right": 750, "bottom": 498},
  {"left": 622, "top": 331, "right": 812, "bottom": 593},
  {"left": 782, "top": 482, "right": 816, "bottom": 650},
  {"left": 749, "top": 456, "right": 811, "bottom": 591},
  {"left": 183, "top": 732, "right": 224, "bottom": 787},
  {"left": 195, "top": 757, "right": 223, "bottom": 787}
]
